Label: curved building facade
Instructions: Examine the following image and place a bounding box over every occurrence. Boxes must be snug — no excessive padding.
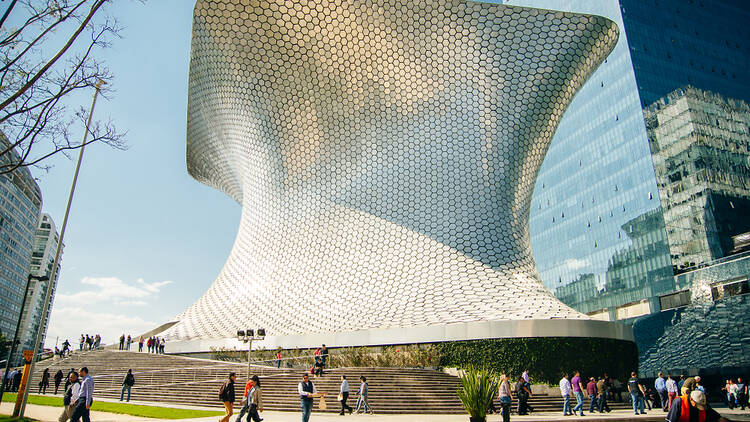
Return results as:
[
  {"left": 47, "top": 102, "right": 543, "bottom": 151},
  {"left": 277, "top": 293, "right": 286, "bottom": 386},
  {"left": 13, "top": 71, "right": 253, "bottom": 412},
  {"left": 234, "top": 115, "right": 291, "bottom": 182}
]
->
[{"left": 165, "top": 0, "right": 629, "bottom": 349}]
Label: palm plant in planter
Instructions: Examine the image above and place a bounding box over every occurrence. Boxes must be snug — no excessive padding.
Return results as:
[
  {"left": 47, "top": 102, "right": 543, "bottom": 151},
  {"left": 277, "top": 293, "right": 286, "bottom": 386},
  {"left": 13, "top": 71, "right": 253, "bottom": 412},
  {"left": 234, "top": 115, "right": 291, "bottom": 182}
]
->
[{"left": 456, "top": 366, "right": 499, "bottom": 422}]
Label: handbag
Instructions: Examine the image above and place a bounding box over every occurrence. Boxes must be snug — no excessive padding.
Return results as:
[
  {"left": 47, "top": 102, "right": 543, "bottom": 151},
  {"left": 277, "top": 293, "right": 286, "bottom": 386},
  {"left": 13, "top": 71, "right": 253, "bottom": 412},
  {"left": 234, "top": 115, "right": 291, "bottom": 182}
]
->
[
  {"left": 319, "top": 397, "right": 327, "bottom": 410},
  {"left": 337, "top": 394, "right": 344, "bottom": 402}
]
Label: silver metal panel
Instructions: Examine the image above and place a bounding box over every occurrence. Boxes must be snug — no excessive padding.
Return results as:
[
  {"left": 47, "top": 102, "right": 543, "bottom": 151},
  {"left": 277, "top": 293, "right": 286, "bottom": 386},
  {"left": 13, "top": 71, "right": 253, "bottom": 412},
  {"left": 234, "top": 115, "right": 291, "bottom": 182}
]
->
[{"left": 165, "top": 0, "right": 623, "bottom": 344}]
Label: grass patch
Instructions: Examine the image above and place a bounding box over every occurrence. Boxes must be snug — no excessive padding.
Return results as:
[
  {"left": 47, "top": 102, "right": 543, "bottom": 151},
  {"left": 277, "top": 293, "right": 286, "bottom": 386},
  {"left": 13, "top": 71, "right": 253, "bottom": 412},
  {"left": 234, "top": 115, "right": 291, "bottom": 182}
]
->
[
  {"left": 0, "top": 416, "right": 38, "bottom": 422},
  {"left": 2, "top": 394, "right": 223, "bottom": 419}
]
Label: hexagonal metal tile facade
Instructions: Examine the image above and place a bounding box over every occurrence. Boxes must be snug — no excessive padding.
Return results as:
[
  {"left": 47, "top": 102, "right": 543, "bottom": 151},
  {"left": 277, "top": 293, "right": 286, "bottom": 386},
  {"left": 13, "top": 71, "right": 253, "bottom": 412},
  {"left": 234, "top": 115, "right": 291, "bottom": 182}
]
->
[{"left": 165, "top": 0, "right": 619, "bottom": 341}]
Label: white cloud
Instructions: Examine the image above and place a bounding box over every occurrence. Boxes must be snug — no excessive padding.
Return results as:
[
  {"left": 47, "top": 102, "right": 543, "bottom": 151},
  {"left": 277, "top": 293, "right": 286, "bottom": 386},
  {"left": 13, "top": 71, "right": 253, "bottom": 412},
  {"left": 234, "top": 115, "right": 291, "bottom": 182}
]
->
[
  {"left": 55, "top": 277, "right": 173, "bottom": 306},
  {"left": 120, "top": 300, "right": 148, "bottom": 306},
  {"left": 45, "top": 307, "right": 159, "bottom": 348},
  {"left": 564, "top": 258, "right": 590, "bottom": 270}
]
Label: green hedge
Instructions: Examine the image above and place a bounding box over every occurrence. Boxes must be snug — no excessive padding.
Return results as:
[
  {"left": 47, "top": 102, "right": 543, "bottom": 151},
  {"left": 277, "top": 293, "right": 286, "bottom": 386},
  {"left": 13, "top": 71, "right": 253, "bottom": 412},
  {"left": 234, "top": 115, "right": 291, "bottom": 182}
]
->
[{"left": 435, "top": 337, "right": 638, "bottom": 385}]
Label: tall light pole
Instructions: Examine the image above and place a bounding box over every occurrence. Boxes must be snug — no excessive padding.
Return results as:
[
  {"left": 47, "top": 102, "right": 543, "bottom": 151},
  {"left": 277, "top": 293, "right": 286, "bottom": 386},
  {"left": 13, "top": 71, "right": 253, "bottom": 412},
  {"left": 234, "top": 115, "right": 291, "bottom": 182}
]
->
[
  {"left": 16, "top": 79, "right": 105, "bottom": 419},
  {"left": 237, "top": 329, "right": 265, "bottom": 379}
]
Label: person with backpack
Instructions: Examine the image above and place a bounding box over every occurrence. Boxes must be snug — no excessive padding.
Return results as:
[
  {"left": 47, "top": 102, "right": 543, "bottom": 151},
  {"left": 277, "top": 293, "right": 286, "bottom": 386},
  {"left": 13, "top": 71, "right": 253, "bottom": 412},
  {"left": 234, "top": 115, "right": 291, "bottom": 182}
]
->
[
  {"left": 58, "top": 371, "right": 80, "bottom": 422},
  {"left": 219, "top": 372, "right": 236, "bottom": 422},
  {"left": 120, "top": 369, "right": 135, "bottom": 402}
]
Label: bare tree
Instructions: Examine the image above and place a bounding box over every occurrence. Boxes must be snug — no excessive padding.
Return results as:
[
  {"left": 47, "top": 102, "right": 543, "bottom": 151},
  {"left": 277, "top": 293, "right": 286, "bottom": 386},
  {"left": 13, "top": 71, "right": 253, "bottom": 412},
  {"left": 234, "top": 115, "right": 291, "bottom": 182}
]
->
[{"left": 0, "top": 0, "right": 127, "bottom": 175}]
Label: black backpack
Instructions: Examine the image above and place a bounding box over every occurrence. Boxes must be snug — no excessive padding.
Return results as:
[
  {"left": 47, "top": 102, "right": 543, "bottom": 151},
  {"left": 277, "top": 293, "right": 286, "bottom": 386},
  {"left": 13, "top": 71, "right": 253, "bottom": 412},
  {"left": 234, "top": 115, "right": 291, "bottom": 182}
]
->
[{"left": 218, "top": 381, "right": 228, "bottom": 401}]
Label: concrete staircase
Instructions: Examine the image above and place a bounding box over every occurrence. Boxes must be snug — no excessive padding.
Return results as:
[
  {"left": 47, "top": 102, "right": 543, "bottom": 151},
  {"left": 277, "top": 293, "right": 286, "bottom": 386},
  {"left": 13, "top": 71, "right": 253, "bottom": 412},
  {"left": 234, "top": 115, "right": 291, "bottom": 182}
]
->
[{"left": 27, "top": 350, "right": 634, "bottom": 414}]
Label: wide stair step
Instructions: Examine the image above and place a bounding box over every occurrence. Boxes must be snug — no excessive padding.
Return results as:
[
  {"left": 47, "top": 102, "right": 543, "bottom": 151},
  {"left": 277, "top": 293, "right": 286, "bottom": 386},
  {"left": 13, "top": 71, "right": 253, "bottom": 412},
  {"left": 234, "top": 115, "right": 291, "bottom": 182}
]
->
[{"left": 24, "top": 350, "right": 635, "bottom": 414}]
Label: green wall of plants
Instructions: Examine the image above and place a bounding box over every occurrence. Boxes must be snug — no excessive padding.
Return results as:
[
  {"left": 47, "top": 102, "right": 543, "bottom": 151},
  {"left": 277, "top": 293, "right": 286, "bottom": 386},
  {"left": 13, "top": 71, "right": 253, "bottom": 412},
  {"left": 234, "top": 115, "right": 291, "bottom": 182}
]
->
[{"left": 435, "top": 337, "right": 638, "bottom": 385}]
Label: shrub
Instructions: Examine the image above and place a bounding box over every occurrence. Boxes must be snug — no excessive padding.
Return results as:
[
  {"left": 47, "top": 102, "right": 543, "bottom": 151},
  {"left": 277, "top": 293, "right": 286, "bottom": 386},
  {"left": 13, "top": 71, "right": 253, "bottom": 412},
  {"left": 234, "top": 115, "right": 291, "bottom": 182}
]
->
[{"left": 456, "top": 366, "right": 498, "bottom": 421}]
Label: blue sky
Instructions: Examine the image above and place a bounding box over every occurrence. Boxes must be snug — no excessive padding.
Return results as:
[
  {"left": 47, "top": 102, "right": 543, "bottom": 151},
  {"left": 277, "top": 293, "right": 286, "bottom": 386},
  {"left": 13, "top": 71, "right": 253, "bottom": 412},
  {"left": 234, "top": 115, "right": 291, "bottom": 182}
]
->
[{"left": 7, "top": 1, "right": 239, "bottom": 347}]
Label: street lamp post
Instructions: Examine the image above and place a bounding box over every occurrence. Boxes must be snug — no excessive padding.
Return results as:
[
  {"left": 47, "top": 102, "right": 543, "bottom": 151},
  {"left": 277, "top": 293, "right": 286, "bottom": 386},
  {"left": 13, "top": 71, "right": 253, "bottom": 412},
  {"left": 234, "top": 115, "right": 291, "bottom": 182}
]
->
[
  {"left": 0, "top": 274, "right": 49, "bottom": 404},
  {"left": 17, "top": 79, "right": 105, "bottom": 418},
  {"left": 237, "top": 329, "right": 265, "bottom": 379}
]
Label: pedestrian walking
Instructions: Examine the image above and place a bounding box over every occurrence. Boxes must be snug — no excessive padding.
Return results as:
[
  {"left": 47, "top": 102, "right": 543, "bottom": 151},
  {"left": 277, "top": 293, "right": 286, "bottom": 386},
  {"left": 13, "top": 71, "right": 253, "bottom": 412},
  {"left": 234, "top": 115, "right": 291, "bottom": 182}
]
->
[
  {"left": 339, "top": 375, "right": 353, "bottom": 415},
  {"left": 515, "top": 375, "right": 531, "bottom": 415},
  {"left": 276, "top": 350, "right": 282, "bottom": 369},
  {"left": 571, "top": 371, "right": 585, "bottom": 416},
  {"left": 120, "top": 369, "right": 135, "bottom": 402},
  {"left": 235, "top": 375, "right": 254, "bottom": 422},
  {"left": 219, "top": 372, "right": 236, "bottom": 422},
  {"left": 79, "top": 334, "right": 85, "bottom": 351},
  {"left": 498, "top": 374, "right": 514, "bottom": 422},
  {"left": 119, "top": 334, "right": 125, "bottom": 350},
  {"left": 70, "top": 367, "right": 94, "bottom": 422},
  {"left": 58, "top": 371, "right": 80, "bottom": 422},
  {"left": 655, "top": 372, "right": 668, "bottom": 412},
  {"left": 54, "top": 369, "right": 64, "bottom": 395},
  {"left": 596, "top": 377, "right": 611, "bottom": 413},
  {"left": 12, "top": 369, "right": 21, "bottom": 392},
  {"left": 247, "top": 375, "right": 262, "bottom": 422},
  {"left": 666, "top": 374, "right": 678, "bottom": 410},
  {"left": 38, "top": 368, "right": 50, "bottom": 394},
  {"left": 298, "top": 373, "right": 318, "bottom": 422},
  {"left": 126, "top": 335, "right": 132, "bottom": 351},
  {"left": 560, "top": 373, "right": 572, "bottom": 416},
  {"left": 355, "top": 375, "right": 372, "bottom": 414},
  {"left": 628, "top": 371, "right": 646, "bottom": 415},
  {"left": 737, "top": 378, "right": 747, "bottom": 410},
  {"left": 587, "top": 377, "right": 598, "bottom": 413},
  {"left": 138, "top": 337, "right": 144, "bottom": 352}
]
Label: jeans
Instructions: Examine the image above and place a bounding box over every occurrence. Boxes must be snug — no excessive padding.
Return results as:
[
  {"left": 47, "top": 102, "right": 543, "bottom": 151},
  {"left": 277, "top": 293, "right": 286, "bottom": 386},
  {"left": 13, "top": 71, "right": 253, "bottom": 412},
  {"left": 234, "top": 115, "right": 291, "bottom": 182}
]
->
[
  {"left": 301, "top": 398, "right": 313, "bottom": 422},
  {"left": 235, "top": 402, "right": 249, "bottom": 422},
  {"left": 573, "top": 391, "right": 584, "bottom": 415},
  {"left": 631, "top": 393, "right": 645, "bottom": 414},
  {"left": 562, "top": 395, "right": 571, "bottom": 415},
  {"left": 70, "top": 398, "right": 91, "bottom": 422},
  {"left": 248, "top": 404, "right": 261, "bottom": 422},
  {"left": 658, "top": 390, "right": 668, "bottom": 411},
  {"left": 120, "top": 385, "right": 131, "bottom": 401},
  {"left": 340, "top": 392, "right": 352, "bottom": 414},
  {"left": 598, "top": 394, "right": 610, "bottom": 412},
  {"left": 355, "top": 395, "right": 371, "bottom": 413},
  {"left": 517, "top": 394, "right": 528, "bottom": 415},
  {"left": 500, "top": 401, "right": 511, "bottom": 422},
  {"left": 589, "top": 394, "right": 598, "bottom": 412},
  {"left": 668, "top": 392, "right": 676, "bottom": 410},
  {"left": 276, "top": 359, "right": 281, "bottom": 368}
]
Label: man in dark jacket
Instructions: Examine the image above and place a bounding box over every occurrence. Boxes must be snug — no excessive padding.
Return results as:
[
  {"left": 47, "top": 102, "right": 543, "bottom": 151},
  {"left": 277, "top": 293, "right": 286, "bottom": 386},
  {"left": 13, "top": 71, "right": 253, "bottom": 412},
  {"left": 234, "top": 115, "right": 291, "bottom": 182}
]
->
[
  {"left": 54, "top": 369, "right": 64, "bottom": 394},
  {"left": 516, "top": 375, "right": 532, "bottom": 415},
  {"left": 120, "top": 369, "right": 135, "bottom": 402}
]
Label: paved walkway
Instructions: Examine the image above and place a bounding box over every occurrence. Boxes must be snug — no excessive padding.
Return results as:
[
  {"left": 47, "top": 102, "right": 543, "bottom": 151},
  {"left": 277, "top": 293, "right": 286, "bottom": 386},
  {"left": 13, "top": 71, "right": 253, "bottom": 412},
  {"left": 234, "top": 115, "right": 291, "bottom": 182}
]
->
[
  {"left": 3, "top": 400, "right": 749, "bottom": 422},
  {"left": 1, "top": 402, "right": 144, "bottom": 422}
]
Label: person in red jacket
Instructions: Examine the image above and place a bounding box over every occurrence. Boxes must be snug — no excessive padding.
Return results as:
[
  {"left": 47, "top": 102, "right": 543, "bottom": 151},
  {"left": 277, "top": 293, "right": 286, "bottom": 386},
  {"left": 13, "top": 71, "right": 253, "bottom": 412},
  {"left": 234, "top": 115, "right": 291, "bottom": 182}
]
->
[{"left": 666, "top": 390, "right": 727, "bottom": 422}]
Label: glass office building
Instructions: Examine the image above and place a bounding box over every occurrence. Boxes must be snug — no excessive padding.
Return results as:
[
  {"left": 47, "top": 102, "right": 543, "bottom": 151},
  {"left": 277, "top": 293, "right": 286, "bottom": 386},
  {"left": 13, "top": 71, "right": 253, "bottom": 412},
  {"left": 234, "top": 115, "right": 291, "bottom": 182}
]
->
[
  {"left": 0, "top": 134, "right": 42, "bottom": 358},
  {"left": 16, "top": 213, "right": 62, "bottom": 361},
  {"left": 496, "top": 0, "right": 750, "bottom": 369}
]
